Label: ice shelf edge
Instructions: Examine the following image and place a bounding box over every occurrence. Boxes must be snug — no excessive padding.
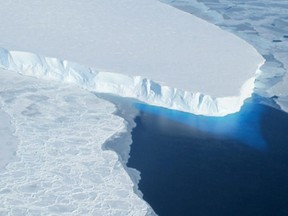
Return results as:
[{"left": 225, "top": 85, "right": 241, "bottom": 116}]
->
[{"left": 0, "top": 47, "right": 264, "bottom": 116}]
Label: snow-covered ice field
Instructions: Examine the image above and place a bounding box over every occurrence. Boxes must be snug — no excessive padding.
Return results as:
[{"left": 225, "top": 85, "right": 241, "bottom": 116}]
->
[
  {"left": 0, "top": 109, "right": 17, "bottom": 170},
  {"left": 0, "top": 69, "right": 154, "bottom": 215}
]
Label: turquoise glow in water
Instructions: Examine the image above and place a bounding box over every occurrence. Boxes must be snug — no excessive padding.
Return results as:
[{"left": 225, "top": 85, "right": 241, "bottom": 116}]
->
[
  {"left": 128, "top": 102, "right": 288, "bottom": 216},
  {"left": 134, "top": 102, "right": 267, "bottom": 150}
]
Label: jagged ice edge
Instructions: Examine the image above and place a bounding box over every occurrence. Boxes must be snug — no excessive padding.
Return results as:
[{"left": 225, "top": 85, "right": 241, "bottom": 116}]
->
[{"left": 0, "top": 47, "right": 264, "bottom": 116}]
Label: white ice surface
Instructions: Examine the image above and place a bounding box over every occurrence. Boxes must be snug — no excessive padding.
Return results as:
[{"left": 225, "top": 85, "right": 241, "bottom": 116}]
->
[
  {"left": 0, "top": 0, "right": 264, "bottom": 116},
  {"left": 162, "top": 0, "right": 288, "bottom": 111},
  {"left": 0, "top": 109, "right": 17, "bottom": 170},
  {"left": 0, "top": 47, "right": 259, "bottom": 116},
  {"left": 0, "top": 69, "right": 154, "bottom": 216}
]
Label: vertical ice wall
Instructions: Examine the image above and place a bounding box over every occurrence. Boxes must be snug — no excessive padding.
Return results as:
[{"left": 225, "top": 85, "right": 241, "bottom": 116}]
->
[
  {"left": 0, "top": 48, "right": 263, "bottom": 116},
  {"left": 0, "top": 0, "right": 264, "bottom": 116}
]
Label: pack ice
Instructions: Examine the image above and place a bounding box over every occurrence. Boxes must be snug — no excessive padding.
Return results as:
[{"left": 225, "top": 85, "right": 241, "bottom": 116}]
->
[
  {"left": 0, "top": 69, "right": 154, "bottom": 215},
  {"left": 0, "top": 0, "right": 264, "bottom": 116}
]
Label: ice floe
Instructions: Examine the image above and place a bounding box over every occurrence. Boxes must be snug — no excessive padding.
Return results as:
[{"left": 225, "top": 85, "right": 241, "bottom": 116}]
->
[{"left": 0, "top": 69, "right": 155, "bottom": 215}]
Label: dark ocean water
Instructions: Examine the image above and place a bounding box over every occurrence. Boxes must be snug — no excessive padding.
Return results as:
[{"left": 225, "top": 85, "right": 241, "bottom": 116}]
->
[{"left": 127, "top": 102, "right": 288, "bottom": 216}]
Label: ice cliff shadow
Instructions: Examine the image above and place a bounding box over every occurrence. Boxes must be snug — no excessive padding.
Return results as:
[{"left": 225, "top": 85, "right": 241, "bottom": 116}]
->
[{"left": 134, "top": 99, "right": 271, "bottom": 151}]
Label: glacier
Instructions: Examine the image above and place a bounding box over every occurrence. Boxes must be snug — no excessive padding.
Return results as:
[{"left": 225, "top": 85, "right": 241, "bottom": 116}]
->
[
  {"left": 0, "top": 0, "right": 264, "bottom": 116},
  {"left": 160, "top": 0, "right": 288, "bottom": 112}
]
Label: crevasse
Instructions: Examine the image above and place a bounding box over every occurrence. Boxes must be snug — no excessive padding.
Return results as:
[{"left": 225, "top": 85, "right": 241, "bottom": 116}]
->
[{"left": 0, "top": 47, "right": 264, "bottom": 116}]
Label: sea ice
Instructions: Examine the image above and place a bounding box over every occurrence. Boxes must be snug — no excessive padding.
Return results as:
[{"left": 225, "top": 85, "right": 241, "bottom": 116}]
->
[
  {"left": 0, "top": 110, "right": 18, "bottom": 170},
  {"left": 0, "top": 69, "right": 154, "bottom": 215}
]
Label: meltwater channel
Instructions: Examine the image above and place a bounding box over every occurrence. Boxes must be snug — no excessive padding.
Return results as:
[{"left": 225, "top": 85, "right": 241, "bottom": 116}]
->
[{"left": 125, "top": 100, "right": 288, "bottom": 216}]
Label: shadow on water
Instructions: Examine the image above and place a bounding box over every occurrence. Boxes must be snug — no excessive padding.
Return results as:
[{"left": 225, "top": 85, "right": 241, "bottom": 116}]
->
[{"left": 128, "top": 102, "right": 288, "bottom": 216}]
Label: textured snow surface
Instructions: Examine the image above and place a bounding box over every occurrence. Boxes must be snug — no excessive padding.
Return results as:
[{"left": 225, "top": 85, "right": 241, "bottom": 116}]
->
[
  {"left": 0, "top": 110, "right": 17, "bottom": 170},
  {"left": 0, "top": 69, "right": 154, "bottom": 215},
  {"left": 0, "top": 0, "right": 264, "bottom": 115}
]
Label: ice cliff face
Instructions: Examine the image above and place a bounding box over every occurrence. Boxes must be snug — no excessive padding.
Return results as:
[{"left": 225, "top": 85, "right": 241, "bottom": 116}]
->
[
  {"left": 0, "top": 47, "right": 263, "bottom": 116},
  {"left": 0, "top": 0, "right": 265, "bottom": 116}
]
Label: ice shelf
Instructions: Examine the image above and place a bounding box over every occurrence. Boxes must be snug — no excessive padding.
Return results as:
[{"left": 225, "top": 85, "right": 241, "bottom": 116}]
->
[
  {"left": 0, "top": 0, "right": 264, "bottom": 116},
  {"left": 160, "top": 0, "right": 288, "bottom": 112}
]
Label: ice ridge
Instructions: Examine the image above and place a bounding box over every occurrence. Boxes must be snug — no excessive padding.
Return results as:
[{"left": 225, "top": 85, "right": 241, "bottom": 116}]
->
[{"left": 0, "top": 47, "right": 263, "bottom": 116}]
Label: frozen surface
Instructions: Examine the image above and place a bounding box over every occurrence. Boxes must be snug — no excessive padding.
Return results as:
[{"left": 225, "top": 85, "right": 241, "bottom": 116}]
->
[
  {"left": 0, "top": 110, "right": 18, "bottom": 170},
  {"left": 0, "top": 47, "right": 258, "bottom": 116},
  {"left": 161, "top": 0, "right": 288, "bottom": 111},
  {"left": 0, "top": 69, "right": 154, "bottom": 215},
  {"left": 0, "top": 0, "right": 263, "bottom": 101}
]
